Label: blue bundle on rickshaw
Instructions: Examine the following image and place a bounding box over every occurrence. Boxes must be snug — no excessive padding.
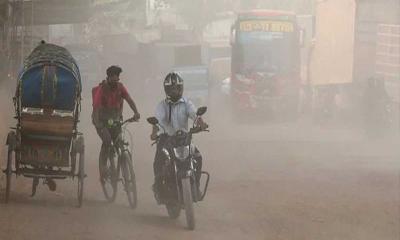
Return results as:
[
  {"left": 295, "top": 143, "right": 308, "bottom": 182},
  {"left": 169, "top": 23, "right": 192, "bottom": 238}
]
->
[{"left": 18, "top": 42, "right": 81, "bottom": 111}]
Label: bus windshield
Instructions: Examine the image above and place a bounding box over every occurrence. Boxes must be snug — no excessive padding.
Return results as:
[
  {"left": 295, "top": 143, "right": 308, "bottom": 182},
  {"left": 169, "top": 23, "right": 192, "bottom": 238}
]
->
[{"left": 235, "top": 19, "right": 297, "bottom": 74}]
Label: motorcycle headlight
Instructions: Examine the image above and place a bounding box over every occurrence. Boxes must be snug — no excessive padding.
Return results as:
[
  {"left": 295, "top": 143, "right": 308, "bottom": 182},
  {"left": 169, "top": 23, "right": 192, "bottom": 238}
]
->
[{"left": 173, "top": 146, "right": 190, "bottom": 160}]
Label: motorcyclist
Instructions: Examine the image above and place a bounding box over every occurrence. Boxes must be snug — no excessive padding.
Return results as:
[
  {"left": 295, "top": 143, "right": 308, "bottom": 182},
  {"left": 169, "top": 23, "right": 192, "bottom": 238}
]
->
[
  {"left": 92, "top": 65, "right": 140, "bottom": 178},
  {"left": 363, "top": 75, "right": 391, "bottom": 136},
  {"left": 150, "top": 72, "right": 208, "bottom": 202}
]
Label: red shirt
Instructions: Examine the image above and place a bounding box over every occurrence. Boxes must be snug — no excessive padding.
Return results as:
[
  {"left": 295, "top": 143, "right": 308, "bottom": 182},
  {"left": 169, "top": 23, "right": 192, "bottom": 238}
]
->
[
  {"left": 92, "top": 81, "right": 130, "bottom": 120},
  {"left": 92, "top": 81, "right": 130, "bottom": 121}
]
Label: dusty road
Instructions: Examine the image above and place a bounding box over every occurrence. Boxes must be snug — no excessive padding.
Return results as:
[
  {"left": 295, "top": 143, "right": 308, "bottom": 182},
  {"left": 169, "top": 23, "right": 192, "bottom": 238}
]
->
[{"left": 0, "top": 83, "right": 399, "bottom": 240}]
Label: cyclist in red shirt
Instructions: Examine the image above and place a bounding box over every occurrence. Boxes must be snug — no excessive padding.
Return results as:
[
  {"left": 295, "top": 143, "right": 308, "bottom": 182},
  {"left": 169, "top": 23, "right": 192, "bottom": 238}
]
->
[{"left": 92, "top": 65, "right": 140, "bottom": 173}]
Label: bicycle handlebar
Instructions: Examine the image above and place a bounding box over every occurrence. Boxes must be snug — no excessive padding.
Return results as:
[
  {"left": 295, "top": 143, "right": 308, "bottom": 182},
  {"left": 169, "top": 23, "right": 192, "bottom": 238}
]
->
[
  {"left": 122, "top": 117, "right": 138, "bottom": 126},
  {"left": 106, "top": 117, "right": 138, "bottom": 129}
]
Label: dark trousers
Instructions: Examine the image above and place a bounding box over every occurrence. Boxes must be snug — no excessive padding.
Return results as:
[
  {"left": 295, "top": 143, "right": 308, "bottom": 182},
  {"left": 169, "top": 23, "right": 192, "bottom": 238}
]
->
[
  {"left": 96, "top": 127, "right": 112, "bottom": 165},
  {"left": 96, "top": 126, "right": 122, "bottom": 175}
]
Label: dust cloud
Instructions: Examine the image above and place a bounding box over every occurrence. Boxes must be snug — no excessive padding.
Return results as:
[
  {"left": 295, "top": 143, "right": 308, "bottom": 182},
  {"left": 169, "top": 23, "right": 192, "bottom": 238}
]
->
[{"left": 0, "top": 0, "right": 399, "bottom": 240}]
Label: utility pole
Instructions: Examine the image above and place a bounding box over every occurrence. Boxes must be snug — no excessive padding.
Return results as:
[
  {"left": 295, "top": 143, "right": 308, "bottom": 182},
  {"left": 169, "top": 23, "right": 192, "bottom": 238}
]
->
[
  {"left": 31, "top": 0, "right": 34, "bottom": 51},
  {"left": 20, "top": 0, "right": 25, "bottom": 67}
]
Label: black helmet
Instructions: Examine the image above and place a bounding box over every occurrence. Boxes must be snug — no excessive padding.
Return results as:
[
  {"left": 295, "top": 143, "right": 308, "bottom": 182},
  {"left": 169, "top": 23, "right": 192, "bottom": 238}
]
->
[{"left": 164, "top": 72, "right": 184, "bottom": 102}]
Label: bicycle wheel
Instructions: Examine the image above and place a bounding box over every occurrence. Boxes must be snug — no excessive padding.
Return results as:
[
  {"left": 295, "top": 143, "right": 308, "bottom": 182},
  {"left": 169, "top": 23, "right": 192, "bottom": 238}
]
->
[
  {"left": 121, "top": 151, "right": 137, "bottom": 209},
  {"left": 99, "top": 153, "right": 118, "bottom": 202}
]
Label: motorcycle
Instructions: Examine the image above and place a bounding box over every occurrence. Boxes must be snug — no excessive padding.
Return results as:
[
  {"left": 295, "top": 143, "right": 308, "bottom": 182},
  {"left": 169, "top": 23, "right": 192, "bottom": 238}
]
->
[{"left": 146, "top": 106, "right": 210, "bottom": 230}]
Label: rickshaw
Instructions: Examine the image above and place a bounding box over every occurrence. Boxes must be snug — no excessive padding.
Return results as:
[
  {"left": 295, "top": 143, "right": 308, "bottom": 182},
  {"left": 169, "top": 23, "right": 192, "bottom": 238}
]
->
[{"left": 3, "top": 42, "right": 85, "bottom": 207}]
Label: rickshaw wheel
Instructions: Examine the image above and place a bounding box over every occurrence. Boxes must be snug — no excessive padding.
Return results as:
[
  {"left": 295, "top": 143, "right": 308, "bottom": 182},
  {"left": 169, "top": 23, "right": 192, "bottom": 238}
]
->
[
  {"left": 78, "top": 153, "right": 85, "bottom": 207},
  {"left": 76, "top": 137, "right": 85, "bottom": 208},
  {"left": 5, "top": 148, "right": 13, "bottom": 203}
]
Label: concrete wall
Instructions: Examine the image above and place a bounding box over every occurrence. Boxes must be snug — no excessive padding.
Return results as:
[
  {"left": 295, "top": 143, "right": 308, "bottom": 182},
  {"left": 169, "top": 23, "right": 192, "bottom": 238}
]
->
[
  {"left": 354, "top": 0, "right": 400, "bottom": 82},
  {"left": 309, "top": 0, "right": 356, "bottom": 86}
]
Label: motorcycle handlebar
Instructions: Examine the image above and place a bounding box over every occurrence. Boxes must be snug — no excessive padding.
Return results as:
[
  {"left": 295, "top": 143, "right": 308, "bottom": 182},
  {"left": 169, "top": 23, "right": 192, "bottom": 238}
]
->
[
  {"left": 189, "top": 126, "right": 210, "bottom": 134},
  {"left": 149, "top": 127, "right": 209, "bottom": 146}
]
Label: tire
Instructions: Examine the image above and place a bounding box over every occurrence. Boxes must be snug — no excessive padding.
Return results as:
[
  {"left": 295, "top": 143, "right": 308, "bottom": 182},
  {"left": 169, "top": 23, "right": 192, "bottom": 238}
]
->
[
  {"left": 166, "top": 203, "right": 181, "bottom": 219},
  {"left": 182, "top": 177, "right": 195, "bottom": 230},
  {"left": 5, "top": 149, "right": 13, "bottom": 203},
  {"left": 77, "top": 152, "right": 85, "bottom": 208},
  {"left": 100, "top": 153, "right": 118, "bottom": 202},
  {"left": 121, "top": 151, "right": 137, "bottom": 209}
]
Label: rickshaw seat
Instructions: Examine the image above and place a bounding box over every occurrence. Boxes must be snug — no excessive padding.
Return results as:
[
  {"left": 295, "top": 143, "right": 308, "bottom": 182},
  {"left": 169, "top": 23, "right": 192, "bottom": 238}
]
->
[{"left": 20, "top": 107, "right": 75, "bottom": 137}]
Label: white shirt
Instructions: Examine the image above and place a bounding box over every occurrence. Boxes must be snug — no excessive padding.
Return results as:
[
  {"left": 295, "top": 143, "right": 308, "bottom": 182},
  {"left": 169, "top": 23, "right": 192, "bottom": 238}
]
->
[{"left": 155, "top": 97, "right": 197, "bottom": 136}]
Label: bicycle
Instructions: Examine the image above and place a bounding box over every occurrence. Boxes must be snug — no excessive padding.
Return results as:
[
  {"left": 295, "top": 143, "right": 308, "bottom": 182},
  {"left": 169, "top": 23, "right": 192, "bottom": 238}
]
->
[{"left": 99, "top": 117, "right": 138, "bottom": 209}]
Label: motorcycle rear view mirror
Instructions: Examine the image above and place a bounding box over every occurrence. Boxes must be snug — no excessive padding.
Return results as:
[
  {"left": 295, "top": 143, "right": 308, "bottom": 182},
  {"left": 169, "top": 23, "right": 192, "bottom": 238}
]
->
[
  {"left": 147, "top": 117, "right": 159, "bottom": 125},
  {"left": 196, "top": 106, "right": 207, "bottom": 116}
]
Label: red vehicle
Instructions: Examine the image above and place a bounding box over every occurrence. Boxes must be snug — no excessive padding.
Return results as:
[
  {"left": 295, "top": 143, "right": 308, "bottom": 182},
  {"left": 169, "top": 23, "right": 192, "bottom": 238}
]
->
[{"left": 230, "top": 10, "right": 302, "bottom": 118}]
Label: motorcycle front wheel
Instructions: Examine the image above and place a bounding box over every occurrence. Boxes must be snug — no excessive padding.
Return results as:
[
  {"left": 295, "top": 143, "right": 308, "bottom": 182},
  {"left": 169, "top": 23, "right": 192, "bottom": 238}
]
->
[{"left": 182, "top": 177, "right": 195, "bottom": 230}]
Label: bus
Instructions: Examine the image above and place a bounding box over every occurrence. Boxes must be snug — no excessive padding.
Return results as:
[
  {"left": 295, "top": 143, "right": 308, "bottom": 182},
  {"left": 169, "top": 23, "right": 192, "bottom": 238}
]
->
[{"left": 230, "top": 10, "right": 302, "bottom": 118}]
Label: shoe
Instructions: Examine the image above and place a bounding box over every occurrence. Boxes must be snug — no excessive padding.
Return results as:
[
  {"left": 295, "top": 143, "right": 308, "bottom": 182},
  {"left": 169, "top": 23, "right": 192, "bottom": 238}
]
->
[
  {"left": 152, "top": 183, "right": 162, "bottom": 205},
  {"left": 195, "top": 187, "right": 202, "bottom": 200},
  {"left": 197, "top": 187, "right": 202, "bottom": 198},
  {"left": 31, "top": 177, "right": 39, "bottom": 197},
  {"left": 46, "top": 178, "right": 57, "bottom": 192}
]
